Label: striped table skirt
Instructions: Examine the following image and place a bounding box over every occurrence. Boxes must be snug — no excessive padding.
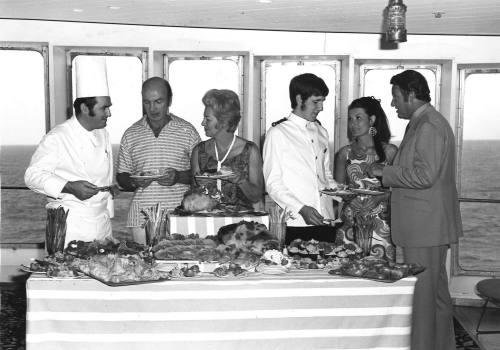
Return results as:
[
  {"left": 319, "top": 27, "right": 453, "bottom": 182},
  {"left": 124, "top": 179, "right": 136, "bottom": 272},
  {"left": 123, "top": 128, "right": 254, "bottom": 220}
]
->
[
  {"left": 168, "top": 213, "right": 270, "bottom": 237},
  {"left": 26, "top": 271, "right": 416, "bottom": 350}
]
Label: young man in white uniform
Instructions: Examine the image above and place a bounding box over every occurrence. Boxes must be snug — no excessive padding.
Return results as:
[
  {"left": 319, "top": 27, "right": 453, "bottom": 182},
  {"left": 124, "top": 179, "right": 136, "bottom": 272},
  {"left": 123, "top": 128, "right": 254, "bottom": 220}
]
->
[
  {"left": 25, "top": 57, "right": 115, "bottom": 246},
  {"left": 263, "top": 73, "right": 339, "bottom": 243}
]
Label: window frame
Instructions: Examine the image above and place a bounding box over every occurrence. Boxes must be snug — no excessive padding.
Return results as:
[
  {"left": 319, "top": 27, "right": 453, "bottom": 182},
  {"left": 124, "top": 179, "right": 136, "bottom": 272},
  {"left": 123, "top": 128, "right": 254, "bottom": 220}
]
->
[
  {"left": 256, "top": 55, "right": 343, "bottom": 149},
  {"left": 65, "top": 47, "right": 148, "bottom": 119},
  {"left": 452, "top": 64, "right": 500, "bottom": 277},
  {"left": 0, "top": 42, "right": 49, "bottom": 190},
  {"left": 0, "top": 42, "right": 50, "bottom": 134},
  {"left": 358, "top": 62, "right": 442, "bottom": 111},
  {"left": 160, "top": 51, "right": 246, "bottom": 136}
]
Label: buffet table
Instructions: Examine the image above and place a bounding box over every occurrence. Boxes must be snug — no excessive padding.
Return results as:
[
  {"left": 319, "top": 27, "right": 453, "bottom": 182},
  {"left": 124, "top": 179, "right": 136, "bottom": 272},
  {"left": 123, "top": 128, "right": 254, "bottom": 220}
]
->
[{"left": 26, "top": 271, "right": 416, "bottom": 350}]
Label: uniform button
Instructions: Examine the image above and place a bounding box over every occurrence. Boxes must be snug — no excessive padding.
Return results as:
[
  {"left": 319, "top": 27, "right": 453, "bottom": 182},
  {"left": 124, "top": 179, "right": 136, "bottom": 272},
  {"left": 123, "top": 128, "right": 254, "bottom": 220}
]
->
[{"left": 315, "top": 156, "right": 318, "bottom": 159}]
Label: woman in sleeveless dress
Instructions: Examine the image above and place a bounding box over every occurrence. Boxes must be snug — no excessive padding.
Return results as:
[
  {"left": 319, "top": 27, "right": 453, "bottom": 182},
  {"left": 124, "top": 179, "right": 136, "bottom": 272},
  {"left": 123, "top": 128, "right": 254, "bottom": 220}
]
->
[
  {"left": 334, "top": 96, "right": 398, "bottom": 260},
  {"left": 190, "top": 89, "right": 264, "bottom": 209}
]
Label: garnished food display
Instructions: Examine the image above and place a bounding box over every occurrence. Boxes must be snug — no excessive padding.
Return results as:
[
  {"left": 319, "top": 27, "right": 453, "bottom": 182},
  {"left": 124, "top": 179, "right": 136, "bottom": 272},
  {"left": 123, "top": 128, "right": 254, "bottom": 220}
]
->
[
  {"left": 45, "top": 206, "right": 69, "bottom": 255},
  {"left": 196, "top": 166, "right": 236, "bottom": 179},
  {"left": 328, "top": 256, "right": 425, "bottom": 282},
  {"left": 76, "top": 253, "right": 171, "bottom": 285},
  {"left": 181, "top": 188, "right": 219, "bottom": 212},
  {"left": 23, "top": 221, "right": 422, "bottom": 284},
  {"left": 177, "top": 187, "right": 263, "bottom": 215}
]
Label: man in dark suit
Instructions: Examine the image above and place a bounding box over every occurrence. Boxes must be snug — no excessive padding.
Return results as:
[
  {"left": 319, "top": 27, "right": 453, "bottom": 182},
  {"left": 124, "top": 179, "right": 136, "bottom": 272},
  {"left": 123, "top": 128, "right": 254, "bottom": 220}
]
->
[{"left": 369, "top": 70, "right": 463, "bottom": 350}]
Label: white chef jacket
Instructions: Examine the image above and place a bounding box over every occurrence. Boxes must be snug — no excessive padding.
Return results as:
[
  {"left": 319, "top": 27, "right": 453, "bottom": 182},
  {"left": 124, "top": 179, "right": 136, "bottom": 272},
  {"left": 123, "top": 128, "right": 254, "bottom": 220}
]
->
[
  {"left": 25, "top": 116, "right": 114, "bottom": 246},
  {"left": 263, "top": 113, "right": 338, "bottom": 226}
]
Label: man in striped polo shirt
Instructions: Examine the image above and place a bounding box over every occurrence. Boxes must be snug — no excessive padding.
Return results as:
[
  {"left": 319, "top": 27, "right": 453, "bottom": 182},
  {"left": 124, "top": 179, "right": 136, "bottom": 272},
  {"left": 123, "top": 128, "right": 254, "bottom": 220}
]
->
[{"left": 116, "top": 77, "right": 201, "bottom": 244}]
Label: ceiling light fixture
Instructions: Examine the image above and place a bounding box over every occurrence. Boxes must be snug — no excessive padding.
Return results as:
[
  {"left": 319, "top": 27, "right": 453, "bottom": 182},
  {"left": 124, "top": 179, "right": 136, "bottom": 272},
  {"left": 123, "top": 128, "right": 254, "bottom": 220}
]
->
[
  {"left": 385, "top": 0, "right": 407, "bottom": 43},
  {"left": 73, "top": 8, "right": 84, "bottom": 13},
  {"left": 108, "top": 6, "right": 121, "bottom": 10}
]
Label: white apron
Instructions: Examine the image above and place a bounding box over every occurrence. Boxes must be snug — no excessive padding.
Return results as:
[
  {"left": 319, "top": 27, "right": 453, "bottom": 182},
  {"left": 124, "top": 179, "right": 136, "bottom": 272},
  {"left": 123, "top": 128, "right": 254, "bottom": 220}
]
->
[{"left": 44, "top": 120, "right": 114, "bottom": 247}]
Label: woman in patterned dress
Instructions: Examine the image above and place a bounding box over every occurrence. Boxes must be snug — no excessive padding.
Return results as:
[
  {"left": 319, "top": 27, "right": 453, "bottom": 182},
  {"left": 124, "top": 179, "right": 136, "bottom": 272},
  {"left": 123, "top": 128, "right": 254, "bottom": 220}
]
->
[
  {"left": 334, "top": 96, "right": 398, "bottom": 260},
  {"left": 190, "top": 89, "right": 264, "bottom": 209}
]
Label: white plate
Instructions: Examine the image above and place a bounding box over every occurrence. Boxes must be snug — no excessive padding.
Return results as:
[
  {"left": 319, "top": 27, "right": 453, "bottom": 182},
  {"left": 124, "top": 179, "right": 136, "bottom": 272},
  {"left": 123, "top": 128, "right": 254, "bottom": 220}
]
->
[
  {"left": 130, "top": 174, "right": 161, "bottom": 180},
  {"left": 20, "top": 264, "right": 45, "bottom": 274},
  {"left": 195, "top": 173, "right": 234, "bottom": 180},
  {"left": 255, "top": 264, "right": 289, "bottom": 275},
  {"left": 351, "top": 188, "right": 386, "bottom": 195},
  {"left": 154, "top": 260, "right": 199, "bottom": 272}
]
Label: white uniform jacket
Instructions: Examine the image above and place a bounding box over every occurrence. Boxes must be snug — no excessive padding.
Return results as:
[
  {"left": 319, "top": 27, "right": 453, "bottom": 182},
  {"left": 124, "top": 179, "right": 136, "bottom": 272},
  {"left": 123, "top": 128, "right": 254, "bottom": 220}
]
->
[
  {"left": 25, "top": 116, "right": 114, "bottom": 246},
  {"left": 263, "top": 113, "right": 337, "bottom": 226}
]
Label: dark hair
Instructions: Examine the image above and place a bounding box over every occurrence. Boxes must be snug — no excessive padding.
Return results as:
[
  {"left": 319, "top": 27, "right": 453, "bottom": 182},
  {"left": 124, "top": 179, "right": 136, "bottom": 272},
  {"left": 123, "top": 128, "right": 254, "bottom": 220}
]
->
[
  {"left": 73, "top": 97, "right": 98, "bottom": 116},
  {"left": 390, "top": 70, "right": 431, "bottom": 102},
  {"left": 202, "top": 89, "right": 241, "bottom": 133},
  {"left": 348, "top": 96, "right": 392, "bottom": 163},
  {"left": 142, "top": 77, "right": 173, "bottom": 105},
  {"left": 289, "top": 73, "right": 329, "bottom": 109}
]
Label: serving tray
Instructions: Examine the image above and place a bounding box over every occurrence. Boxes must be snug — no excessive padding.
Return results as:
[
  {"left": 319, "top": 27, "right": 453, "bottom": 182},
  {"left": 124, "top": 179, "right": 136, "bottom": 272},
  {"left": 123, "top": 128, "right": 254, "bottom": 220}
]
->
[
  {"left": 80, "top": 271, "right": 171, "bottom": 287},
  {"left": 328, "top": 263, "right": 425, "bottom": 283}
]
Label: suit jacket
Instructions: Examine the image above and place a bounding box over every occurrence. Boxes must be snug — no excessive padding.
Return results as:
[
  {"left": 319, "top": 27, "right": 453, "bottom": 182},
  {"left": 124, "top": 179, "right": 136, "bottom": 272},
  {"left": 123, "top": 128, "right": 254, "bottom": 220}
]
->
[{"left": 382, "top": 104, "right": 463, "bottom": 247}]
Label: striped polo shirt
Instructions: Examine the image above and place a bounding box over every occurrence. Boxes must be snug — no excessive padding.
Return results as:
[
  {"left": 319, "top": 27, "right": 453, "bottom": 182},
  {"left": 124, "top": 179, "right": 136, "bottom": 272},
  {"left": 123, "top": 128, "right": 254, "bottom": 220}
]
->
[{"left": 117, "top": 114, "right": 201, "bottom": 227}]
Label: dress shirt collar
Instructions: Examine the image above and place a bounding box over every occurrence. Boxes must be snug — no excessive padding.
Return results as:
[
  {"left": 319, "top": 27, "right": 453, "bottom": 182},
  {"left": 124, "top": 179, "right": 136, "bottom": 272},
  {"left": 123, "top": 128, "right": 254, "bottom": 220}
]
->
[
  {"left": 412, "top": 102, "right": 430, "bottom": 119},
  {"left": 70, "top": 115, "right": 99, "bottom": 146},
  {"left": 140, "top": 113, "right": 181, "bottom": 130},
  {"left": 406, "top": 103, "right": 430, "bottom": 131},
  {"left": 288, "top": 112, "right": 319, "bottom": 128}
]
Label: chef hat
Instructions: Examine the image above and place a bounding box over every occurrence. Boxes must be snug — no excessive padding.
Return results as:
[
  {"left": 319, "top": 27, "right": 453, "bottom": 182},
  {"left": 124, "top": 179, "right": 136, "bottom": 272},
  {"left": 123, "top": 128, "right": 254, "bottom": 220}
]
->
[{"left": 74, "top": 56, "right": 110, "bottom": 98}]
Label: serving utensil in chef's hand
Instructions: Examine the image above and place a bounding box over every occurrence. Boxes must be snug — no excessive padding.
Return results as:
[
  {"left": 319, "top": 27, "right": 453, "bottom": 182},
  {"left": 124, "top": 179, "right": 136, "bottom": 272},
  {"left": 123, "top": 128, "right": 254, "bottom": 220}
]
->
[{"left": 96, "top": 184, "right": 120, "bottom": 198}]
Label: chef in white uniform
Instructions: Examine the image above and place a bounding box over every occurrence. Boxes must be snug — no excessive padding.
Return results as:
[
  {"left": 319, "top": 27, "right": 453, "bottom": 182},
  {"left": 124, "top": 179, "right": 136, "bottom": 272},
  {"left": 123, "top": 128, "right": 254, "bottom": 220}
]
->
[{"left": 25, "top": 56, "right": 115, "bottom": 246}]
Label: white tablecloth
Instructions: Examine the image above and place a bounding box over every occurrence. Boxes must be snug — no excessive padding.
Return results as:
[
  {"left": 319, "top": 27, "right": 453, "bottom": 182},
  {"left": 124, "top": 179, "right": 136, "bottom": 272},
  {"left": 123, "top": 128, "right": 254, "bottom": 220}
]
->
[{"left": 26, "top": 271, "right": 416, "bottom": 350}]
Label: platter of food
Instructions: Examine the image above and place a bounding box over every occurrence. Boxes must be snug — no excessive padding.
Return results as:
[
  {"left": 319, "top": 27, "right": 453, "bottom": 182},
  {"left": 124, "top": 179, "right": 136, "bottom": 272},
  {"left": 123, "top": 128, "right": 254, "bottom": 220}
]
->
[
  {"left": 194, "top": 173, "right": 234, "bottom": 180},
  {"left": 130, "top": 170, "right": 167, "bottom": 180},
  {"left": 328, "top": 257, "right": 425, "bottom": 283},
  {"left": 20, "top": 264, "right": 45, "bottom": 274},
  {"left": 351, "top": 188, "right": 386, "bottom": 196},
  {"left": 320, "top": 188, "right": 354, "bottom": 196},
  {"left": 81, "top": 271, "right": 171, "bottom": 287}
]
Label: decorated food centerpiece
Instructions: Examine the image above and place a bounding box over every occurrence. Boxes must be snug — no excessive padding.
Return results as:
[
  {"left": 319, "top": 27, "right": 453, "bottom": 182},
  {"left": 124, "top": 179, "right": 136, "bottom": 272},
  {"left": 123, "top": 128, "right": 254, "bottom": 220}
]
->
[{"left": 23, "top": 215, "right": 423, "bottom": 285}]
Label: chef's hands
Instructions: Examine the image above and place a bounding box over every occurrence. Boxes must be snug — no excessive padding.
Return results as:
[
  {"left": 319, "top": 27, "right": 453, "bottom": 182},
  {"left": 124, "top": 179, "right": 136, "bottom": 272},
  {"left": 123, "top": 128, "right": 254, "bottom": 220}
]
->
[
  {"left": 63, "top": 180, "right": 99, "bottom": 200},
  {"left": 63, "top": 181, "right": 122, "bottom": 200},
  {"left": 299, "top": 205, "right": 325, "bottom": 226},
  {"left": 108, "top": 184, "right": 120, "bottom": 199}
]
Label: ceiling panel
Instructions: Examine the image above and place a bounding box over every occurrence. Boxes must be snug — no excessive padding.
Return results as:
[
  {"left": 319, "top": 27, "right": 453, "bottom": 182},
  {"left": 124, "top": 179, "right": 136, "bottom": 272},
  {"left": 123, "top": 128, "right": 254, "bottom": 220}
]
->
[{"left": 0, "top": 0, "right": 499, "bottom": 36}]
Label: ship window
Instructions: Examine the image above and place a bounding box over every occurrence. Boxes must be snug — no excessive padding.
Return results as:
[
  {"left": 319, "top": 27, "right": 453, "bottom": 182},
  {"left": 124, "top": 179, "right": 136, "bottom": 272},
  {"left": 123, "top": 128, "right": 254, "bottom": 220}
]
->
[
  {"left": 0, "top": 47, "right": 48, "bottom": 243},
  {"left": 361, "top": 65, "right": 440, "bottom": 142},
  {"left": 70, "top": 55, "right": 144, "bottom": 145},
  {"left": 164, "top": 54, "right": 243, "bottom": 140},
  {"left": 69, "top": 53, "right": 144, "bottom": 240},
  {"left": 260, "top": 59, "right": 340, "bottom": 148},
  {"left": 455, "top": 68, "right": 500, "bottom": 274}
]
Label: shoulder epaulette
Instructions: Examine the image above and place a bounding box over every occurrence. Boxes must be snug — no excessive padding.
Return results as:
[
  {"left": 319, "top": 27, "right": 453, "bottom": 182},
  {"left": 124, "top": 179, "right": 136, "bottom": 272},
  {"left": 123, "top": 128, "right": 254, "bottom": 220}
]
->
[{"left": 271, "top": 118, "right": 287, "bottom": 127}]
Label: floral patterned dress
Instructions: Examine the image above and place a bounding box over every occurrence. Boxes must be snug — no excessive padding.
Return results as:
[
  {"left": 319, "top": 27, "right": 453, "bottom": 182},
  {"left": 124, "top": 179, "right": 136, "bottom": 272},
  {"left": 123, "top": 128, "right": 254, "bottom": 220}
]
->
[
  {"left": 337, "top": 145, "right": 395, "bottom": 261},
  {"left": 195, "top": 140, "right": 253, "bottom": 209}
]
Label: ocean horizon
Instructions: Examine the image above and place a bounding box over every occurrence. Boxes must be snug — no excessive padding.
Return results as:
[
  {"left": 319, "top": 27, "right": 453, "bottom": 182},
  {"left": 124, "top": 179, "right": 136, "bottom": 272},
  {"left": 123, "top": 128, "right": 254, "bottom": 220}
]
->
[{"left": 1, "top": 141, "right": 499, "bottom": 271}]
